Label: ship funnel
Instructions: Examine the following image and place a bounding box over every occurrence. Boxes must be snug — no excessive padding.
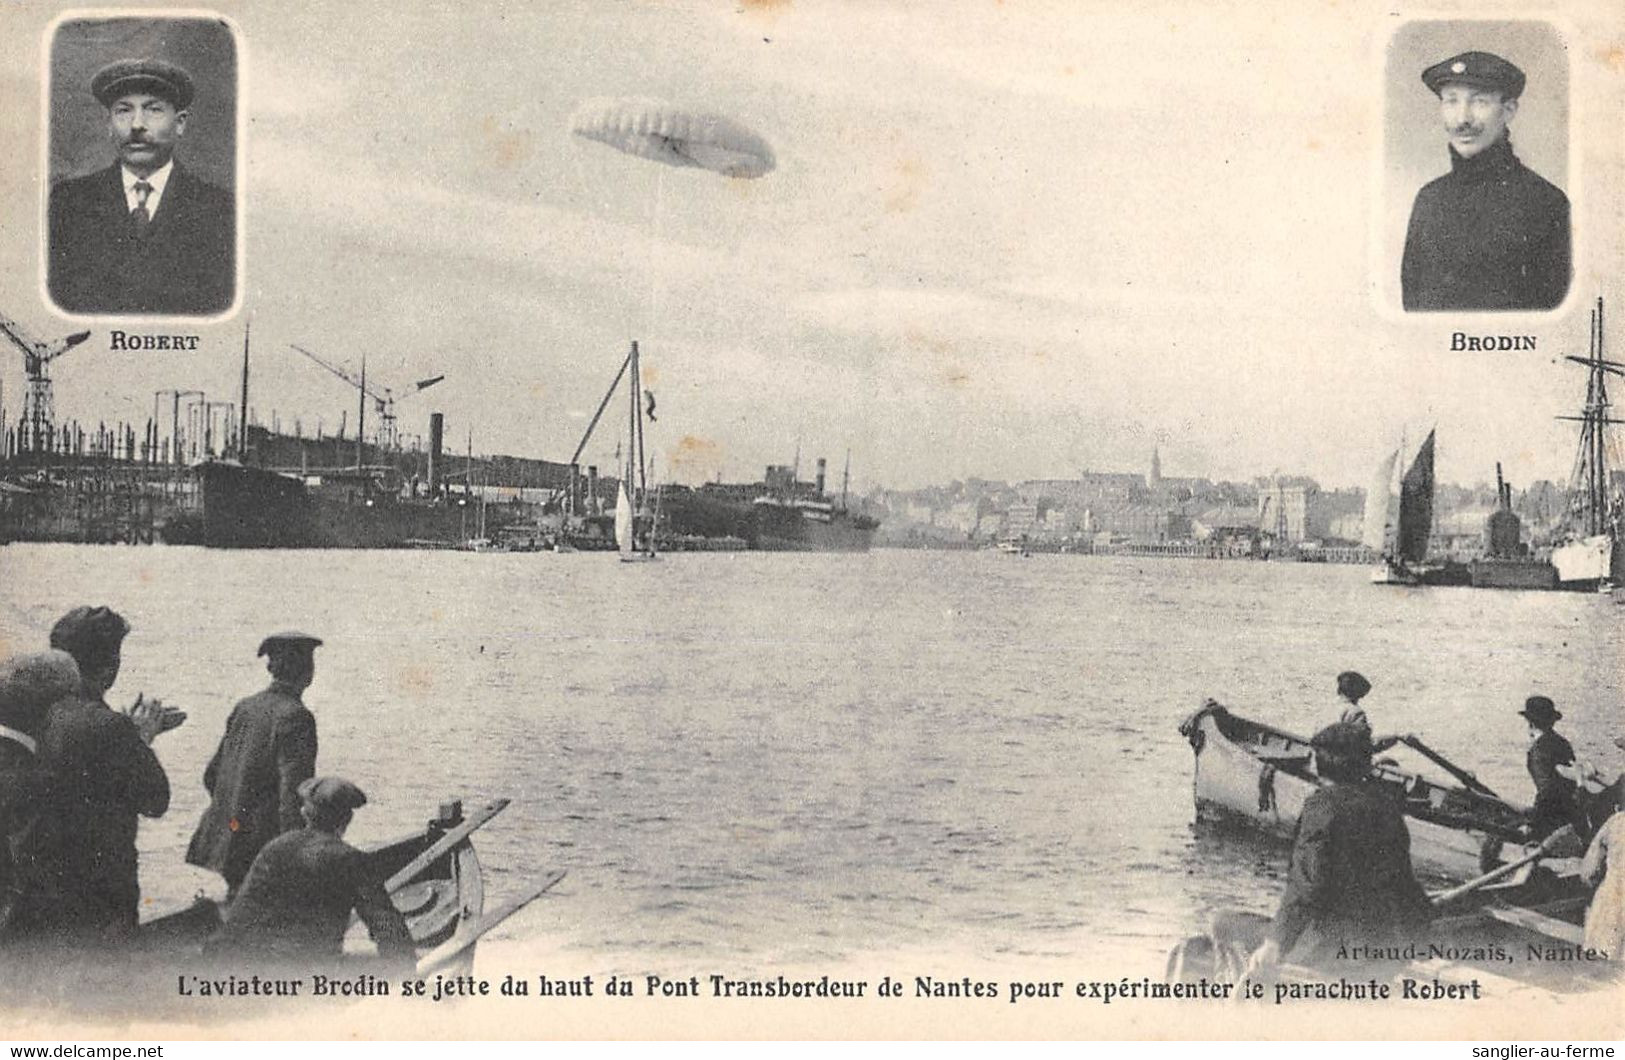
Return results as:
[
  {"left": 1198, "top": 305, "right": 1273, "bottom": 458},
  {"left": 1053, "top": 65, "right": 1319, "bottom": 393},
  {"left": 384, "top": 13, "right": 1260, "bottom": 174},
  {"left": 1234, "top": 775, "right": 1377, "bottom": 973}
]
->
[
  {"left": 816, "top": 457, "right": 827, "bottom": 495},
  {"left": 428, "top": 412, "right": 444, "bottom": 497}
]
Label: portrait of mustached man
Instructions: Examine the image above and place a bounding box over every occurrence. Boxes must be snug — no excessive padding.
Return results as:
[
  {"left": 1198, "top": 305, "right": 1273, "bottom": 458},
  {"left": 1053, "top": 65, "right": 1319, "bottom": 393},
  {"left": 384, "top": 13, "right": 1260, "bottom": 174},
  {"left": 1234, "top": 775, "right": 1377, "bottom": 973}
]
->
[
  {"left": 48, "top": 33, "right": 235, "bottom": 317},
  {"left": 1400, "top": 50, "right": 1570, "bottom": 312}
]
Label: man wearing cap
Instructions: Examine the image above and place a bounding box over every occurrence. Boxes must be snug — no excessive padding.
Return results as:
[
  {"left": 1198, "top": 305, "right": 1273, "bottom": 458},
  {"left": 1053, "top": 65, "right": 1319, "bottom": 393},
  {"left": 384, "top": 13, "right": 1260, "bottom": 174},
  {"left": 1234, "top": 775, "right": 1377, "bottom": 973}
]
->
[
  {"left": 1400, "top": 50, "right": 1570, "bottom": 312},
  {"left": 209, "top": 776, "right": 414, "bottom": 967},
  {"left": 186, "top": 633, "right": 321, "bottom": 897},
  {"left": 48, "top": 57, "right": 234, "bottom": 315},
  {"left": 35, "top": 607, "right": 183, "bottom": 944},
  {"left": 1245, "top": 722, "right": 1432, "bottom": 975},
  {"left": 0, "top": 652, "right": 80, "bottom": 945},
  {"left": 1521, "top": 695, "right": 1582, "bottom": 841}
]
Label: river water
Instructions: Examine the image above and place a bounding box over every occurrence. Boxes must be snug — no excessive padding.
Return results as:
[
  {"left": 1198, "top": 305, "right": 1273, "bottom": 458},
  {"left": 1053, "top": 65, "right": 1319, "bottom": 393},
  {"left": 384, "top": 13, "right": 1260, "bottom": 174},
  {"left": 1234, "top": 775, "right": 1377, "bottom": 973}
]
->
[{"left": 1, "top": 544, "right": 1620, "bottom": 976}]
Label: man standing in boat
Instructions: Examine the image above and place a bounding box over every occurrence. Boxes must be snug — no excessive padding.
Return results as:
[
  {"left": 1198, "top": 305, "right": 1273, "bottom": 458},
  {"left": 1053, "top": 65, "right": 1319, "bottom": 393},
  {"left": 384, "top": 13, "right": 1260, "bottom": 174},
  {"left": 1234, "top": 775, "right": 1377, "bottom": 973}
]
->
[
  {"left": 186, "top": 633, "right": 321, "bottom": 898},
  {"left": 1520, "top": 696, "right": 1583, "bottom": 842},
  {"left": 1245, "top": 722, "right": 1432, "bottom": 974},
  {"left": 207, "top": 776, "right": 414, "bottom": 968}
]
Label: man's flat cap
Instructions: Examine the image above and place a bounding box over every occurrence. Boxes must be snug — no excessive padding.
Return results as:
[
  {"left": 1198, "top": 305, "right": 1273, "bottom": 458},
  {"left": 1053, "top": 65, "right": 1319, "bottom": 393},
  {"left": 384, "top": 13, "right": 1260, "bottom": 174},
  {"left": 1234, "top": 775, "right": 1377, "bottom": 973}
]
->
[
  {"left": 1310, "top": 721, "right": 1374, "bottom": 761},
  {"left": 257, "top": 631, "right": 323, "bottom": 657},
  {"left": 49, "top": 606, "right": 131, "bottom": 656},
  {"left": 0, "top": 651, "right": 80, "bottom": 732},
  {"left": 1422, "top": 51, "right": 1526, "bottom": 100},
  {"left": 298, "top": 776, "right": 368, "bottom": 814},
  {"left": 90, "top": 58, "right": 195, "bottom": 109}
]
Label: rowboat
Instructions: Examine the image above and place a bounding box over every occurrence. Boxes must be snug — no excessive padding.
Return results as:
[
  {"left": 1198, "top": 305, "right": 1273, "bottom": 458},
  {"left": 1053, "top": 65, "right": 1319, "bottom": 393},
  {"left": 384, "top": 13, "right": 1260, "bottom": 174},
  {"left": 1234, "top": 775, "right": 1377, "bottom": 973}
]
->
[
  {"left": 1179, "top": 702, "right": 1539, "bottom": 882},
  {"left": 139, "top": 797, "right": 562, "bottom": 974}
]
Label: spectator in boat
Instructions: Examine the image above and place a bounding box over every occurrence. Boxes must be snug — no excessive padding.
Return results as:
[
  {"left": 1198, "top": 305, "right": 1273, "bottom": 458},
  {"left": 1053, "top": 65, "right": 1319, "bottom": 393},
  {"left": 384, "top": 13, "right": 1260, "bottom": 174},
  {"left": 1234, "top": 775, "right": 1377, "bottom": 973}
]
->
[
  {"left": 1580, "top": 783, "right": 1625, "bottom": 963},
  {"left": 186, "top": 632, "right": 322, "bottom": 898},
  {"left": 1521, "top": 695, "right": 1584, "bottom": 842},
  {"left": 208, "top": 776, "right": 414, "bottom": 968},
  {"left": 1245, "top": 722, "right": 1432, "bottom": 975},
  {"left": 1335, "top": 671, "right": 1373, "bottom": 733},
  {"left": 1334, "top": 671, "right": 1403, "bottom": 757},
  {"left": 0, "top": 652, "right": 81, "bottom": 946},
  {"left": 34, "top": 607, "right": 184, "bottom": 945}
]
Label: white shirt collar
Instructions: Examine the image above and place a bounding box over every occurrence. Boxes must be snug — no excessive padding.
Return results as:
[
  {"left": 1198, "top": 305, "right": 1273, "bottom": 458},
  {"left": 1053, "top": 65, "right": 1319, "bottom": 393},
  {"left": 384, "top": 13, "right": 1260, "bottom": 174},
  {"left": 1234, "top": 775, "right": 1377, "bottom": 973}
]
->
[
  {"left": 122, "top": 159, "right": 174, "bottom": 214},
  {"left": 0, "top": 724, "right": 37, "bottom": 755}
]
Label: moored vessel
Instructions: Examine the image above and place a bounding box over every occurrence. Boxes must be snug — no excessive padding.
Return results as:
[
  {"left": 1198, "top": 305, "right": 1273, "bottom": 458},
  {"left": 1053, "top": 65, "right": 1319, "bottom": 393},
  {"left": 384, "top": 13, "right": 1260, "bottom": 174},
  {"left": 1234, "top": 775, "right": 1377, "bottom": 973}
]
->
[{"left": 1179, "top": 702, "right": 1538, "bottom": 882}]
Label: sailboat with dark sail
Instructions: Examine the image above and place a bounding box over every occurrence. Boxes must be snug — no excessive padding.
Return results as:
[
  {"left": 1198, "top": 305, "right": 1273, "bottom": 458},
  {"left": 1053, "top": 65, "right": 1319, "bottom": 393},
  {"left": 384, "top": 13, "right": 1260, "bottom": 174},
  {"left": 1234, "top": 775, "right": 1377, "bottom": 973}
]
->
[
  {"left": 1367, "top": 429, "right": 1468, "bottom": 586},
  {"left": 1550, "top": 297, "right": 1622, "bottom": 591}
]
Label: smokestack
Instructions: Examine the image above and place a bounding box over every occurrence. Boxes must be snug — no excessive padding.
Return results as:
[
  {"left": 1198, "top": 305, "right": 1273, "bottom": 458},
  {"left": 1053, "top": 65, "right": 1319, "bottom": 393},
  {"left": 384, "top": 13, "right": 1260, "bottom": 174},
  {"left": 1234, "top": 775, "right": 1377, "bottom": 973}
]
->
[
  {"left": 586, "top": 465, "right": 598, "bottom": 514},
  {"left": 568, "top": 463, "right": 581, "bottom": 515},
  {"left": 815, "top": 457, "right": 827, "bottom": 495},
  {"left": 428, "top": 412, "right": 444, "bottom": 496}
]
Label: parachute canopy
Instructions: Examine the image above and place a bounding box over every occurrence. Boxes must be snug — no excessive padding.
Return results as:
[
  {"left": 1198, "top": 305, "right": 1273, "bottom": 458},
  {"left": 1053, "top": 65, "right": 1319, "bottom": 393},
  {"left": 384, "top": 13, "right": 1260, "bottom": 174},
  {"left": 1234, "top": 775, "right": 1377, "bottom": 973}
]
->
[{"left": 570, "top": 98, "right": 775, "bottom": 179}]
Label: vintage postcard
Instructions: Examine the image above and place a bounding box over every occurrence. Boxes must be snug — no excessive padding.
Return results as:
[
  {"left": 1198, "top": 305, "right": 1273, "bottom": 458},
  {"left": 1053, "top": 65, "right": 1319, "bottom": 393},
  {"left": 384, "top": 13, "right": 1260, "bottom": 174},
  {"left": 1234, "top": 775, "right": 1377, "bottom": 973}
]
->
[{"left": 0, "top": 0, "right": 1622, "bottom": 1043}]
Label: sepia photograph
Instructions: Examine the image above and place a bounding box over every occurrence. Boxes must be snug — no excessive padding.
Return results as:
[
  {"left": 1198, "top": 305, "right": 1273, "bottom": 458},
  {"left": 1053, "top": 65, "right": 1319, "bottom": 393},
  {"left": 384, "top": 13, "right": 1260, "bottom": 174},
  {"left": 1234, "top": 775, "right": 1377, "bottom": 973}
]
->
[
  {"left": 44, "top": 15, "right": 239, "bottom": 319},
  {"left": 1384, "top": 20, "right": 1573, "bottom": 315},
  {"left": 0, "top": 0, "right": 1623, "bottom": 1045}
]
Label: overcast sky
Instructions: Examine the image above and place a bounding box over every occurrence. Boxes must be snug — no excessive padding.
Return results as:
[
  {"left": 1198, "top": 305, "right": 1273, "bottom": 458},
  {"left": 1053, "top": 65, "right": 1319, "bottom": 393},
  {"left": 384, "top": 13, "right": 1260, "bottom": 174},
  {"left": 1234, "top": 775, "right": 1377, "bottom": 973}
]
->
[{"left": 1, "top": 0, "right": 1621, "bottom": 491}]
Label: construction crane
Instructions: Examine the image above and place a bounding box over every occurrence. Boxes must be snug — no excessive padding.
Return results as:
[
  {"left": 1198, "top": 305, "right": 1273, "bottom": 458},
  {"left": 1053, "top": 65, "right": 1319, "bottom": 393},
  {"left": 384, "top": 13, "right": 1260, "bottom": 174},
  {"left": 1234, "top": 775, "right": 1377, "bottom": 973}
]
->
[
  {"left": 288, "top": 343, "right": 444, "bottom": 453},
  {"left": 0, "top": 309, "right": 91, "bottom": 454}
]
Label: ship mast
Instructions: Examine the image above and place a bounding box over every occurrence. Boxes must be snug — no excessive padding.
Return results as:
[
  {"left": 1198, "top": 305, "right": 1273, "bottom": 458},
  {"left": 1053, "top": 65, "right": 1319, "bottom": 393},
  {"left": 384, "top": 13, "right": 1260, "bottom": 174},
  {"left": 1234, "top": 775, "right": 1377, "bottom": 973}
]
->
[{"left": 1559, "top": 298, "right": 1624, "bottom": 536}]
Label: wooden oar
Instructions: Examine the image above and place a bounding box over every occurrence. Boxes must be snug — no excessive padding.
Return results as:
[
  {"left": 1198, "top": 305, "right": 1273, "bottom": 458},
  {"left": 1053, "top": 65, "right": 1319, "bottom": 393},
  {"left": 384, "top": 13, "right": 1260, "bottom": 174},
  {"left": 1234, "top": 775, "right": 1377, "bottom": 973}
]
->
[
  {"left": 383, "top": 798, "right": 511, "bottom": 894},
  {"left": 1426, "top": 826, "right": 1572, "bottom": 906},
  {"left": 1399, "top": 736, "right": 1502, "bottom": 800},
  {"left": 415, "top": 870, "right": 567, "bottom": 975}
]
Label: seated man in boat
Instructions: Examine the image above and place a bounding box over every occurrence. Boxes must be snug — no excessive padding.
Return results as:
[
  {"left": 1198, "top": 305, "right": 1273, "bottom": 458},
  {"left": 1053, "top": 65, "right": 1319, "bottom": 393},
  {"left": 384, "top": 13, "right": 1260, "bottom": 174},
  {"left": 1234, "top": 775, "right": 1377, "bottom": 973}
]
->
[
  {"left": 207, "top": 776, "right": 414, "bottom": 969},
  {"left": 1520, "top": 696, "right": 1585, "bottom": 842},
  {"left": 1245, "top": 722, "right": 1433, "bottom": 975}
]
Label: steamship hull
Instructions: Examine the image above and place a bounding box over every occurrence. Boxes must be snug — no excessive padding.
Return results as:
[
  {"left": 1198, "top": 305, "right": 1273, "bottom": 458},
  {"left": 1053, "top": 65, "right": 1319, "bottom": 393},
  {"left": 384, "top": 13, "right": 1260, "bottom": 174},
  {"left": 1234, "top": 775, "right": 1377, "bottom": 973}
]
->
[
  {"left": 659, "top": 488, "right": 877, "bottom": 552},
  {"left": 193, "top": 460, "right": 471, "bottom": 549}
]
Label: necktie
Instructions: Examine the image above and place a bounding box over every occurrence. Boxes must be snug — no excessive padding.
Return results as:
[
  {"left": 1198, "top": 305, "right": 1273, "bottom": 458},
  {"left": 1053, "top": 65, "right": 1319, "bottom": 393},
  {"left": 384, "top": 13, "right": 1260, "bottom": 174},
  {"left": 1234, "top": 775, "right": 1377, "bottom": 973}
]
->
[{"left": 131, "top": 180, "right": 153, "bottom": 235}]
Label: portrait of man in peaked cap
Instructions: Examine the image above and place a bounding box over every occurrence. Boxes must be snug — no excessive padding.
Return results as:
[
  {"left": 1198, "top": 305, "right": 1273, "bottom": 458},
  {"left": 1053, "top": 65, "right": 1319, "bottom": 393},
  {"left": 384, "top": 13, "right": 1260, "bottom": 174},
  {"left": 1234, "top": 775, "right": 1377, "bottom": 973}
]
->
[
  {"left": 46, "top": 17, "right": 239, "bottom": 317},
  {"left": 1384, "top": 21, "right": 1571, "bottom": 315}
]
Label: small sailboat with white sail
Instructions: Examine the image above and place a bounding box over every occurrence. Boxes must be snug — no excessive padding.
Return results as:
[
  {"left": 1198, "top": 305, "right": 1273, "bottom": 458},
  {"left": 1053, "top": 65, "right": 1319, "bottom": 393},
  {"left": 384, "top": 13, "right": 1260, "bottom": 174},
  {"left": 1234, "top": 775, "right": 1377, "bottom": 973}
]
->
[{"left": 614, "top": 341, "right": 659, "bottom": 563}]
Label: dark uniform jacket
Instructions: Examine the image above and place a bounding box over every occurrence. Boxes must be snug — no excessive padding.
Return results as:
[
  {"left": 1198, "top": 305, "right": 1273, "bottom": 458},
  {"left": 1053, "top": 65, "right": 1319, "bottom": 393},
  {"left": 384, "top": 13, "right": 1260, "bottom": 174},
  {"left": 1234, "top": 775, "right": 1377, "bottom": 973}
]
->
[
  {"left": 34, "top": 693, "right": 170, "bottom": 939},
  {"left": 185, "top": 682, "right": 317, "bottom": 888},
  {"left": 1401, "top": 136, "right": 1570, "bottom": 312},
  {"left": 211, "top": 828, "right": 414, "bottom": 962},
  {"left": 0, "top": 735, "right": 52, "bottom": 942},
  {"left": 1270, "top": 782, "right": 1432, "bottom": 966},
  {"left": 48, "top": 162, "right": 234, "bottom": 316},
  {"left": 1526, "top": 729, "right": 1580, "bottom": 840}
]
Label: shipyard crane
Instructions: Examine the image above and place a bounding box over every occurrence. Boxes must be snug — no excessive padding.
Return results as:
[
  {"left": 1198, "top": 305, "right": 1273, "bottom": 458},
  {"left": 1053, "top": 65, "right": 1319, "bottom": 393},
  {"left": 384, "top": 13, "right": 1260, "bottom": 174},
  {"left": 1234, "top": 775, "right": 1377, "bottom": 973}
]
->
[
  {"left": 0, "top": 309, "right": 91, "bottom": 454},
  {"left": 288, "top": 343, "right": 444, "bottom": 453}
]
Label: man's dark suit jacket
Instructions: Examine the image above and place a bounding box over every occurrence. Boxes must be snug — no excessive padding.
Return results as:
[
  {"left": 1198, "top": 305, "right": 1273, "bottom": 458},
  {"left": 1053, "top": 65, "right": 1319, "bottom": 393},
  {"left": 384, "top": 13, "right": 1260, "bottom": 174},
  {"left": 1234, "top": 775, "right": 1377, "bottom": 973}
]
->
[
  {"left": 185, "top": 682, "right": 317, "bottom": 889},
  {"left": 34, "top": 693, "right": 170, "bottom": 940},
  {"left": 211, "top": 828, "right": 415, "bottom": 962},
  {"left": 48, "top": 162, "right": 235, "bottom": 316},
  {"left": 1269, "top": 781, "right": 1432, "bottom": 967}
]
